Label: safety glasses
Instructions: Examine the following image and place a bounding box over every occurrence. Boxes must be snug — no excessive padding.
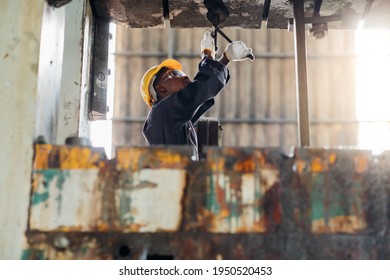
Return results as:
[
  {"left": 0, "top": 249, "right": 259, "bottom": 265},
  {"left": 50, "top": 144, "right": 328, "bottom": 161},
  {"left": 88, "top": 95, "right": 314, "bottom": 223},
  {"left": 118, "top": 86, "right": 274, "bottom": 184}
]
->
[{"left": 160, "top": 69, "right": 186, "bottom": 82}]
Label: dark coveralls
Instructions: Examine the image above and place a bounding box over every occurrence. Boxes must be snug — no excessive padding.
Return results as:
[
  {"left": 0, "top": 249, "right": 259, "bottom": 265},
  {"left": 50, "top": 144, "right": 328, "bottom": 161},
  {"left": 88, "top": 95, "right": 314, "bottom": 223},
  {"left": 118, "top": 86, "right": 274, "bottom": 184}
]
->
[{"left": 142, "top": 58, "right": 230, "bottom": 160}]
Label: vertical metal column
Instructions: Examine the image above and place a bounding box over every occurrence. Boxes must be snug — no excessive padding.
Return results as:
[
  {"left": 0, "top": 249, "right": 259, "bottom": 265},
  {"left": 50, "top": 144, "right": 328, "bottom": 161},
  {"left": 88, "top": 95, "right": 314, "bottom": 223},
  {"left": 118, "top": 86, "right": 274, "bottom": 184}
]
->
[
  {"left": 293, "top": 0, "right": 310, "bottom": 147},
  {"left": 90, "top": 18, "right": 110, "bottom": 120}
]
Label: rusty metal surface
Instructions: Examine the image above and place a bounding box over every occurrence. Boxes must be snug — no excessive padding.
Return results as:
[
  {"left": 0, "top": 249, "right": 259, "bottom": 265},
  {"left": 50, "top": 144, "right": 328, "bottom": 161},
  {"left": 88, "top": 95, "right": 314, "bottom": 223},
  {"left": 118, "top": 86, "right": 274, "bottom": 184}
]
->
[
  {"left": 202, "top": 147, "right": 284, "bottom": 233},
  {"left": 114, "top": 146, "right": 192, "bottom": 232},
  {"left": 30, "top": 145, "right": 107, "bottom": 232},
  {"left": 293, "top": 149, "right": 370, "bottom": 234},
  {"left": 30, "top": 145, "right": 192, "bottom": 233},
  {"left": 26, "top": 145, "right": 390, "bottom": 259},
  {"left": 23, "top": 231, "right": 390, "bottom": 260}
]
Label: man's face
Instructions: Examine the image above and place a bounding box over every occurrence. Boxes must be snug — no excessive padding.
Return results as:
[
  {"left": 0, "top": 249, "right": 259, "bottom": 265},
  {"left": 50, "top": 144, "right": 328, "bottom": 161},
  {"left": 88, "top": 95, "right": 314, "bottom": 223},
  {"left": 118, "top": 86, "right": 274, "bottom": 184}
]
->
[{"left": 154, "top": 68, "right": 191, "bottom": 99}]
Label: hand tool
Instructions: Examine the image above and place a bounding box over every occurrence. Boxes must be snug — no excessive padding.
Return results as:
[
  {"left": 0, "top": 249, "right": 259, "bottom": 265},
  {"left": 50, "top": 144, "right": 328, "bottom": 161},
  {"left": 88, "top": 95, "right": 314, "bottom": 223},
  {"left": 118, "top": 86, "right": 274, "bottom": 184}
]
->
[
  {"left": 213, "top": 27, "right": 255, "bottom": 61},
  {"left": 204, "top": 0, "right": 255, "bottom": 61}
]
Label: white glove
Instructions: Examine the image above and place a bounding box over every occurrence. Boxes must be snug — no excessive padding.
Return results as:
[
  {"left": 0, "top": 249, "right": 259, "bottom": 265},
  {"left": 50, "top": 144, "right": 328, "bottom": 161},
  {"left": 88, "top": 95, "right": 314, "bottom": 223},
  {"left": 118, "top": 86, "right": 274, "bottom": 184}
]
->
[
  {"left": 224, "top": 41, "right": 253, "bottom": 61},
  {"left": 200, "top": 30, "right": 215, "bottom": 58}
]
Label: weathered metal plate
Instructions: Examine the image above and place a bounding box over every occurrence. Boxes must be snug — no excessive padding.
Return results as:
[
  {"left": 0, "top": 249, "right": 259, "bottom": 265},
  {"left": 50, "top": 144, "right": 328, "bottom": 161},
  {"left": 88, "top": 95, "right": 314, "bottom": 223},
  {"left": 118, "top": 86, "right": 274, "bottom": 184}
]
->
[
  {"left": 116, "top": 146, "right": 191, "bottom": 170},
  {"left": 293, "top": 148, "right": 370, "bottom": 234},
  {"left": 22, "top": 233, "right": 113, "bottom": 260},
  {"left": 30, "top": 145, "right": 107, "bottom": 231},
  {"left": 115, "top": 168, "right": 186, "bottom": 232},
  {"left": 26, "top": 145, "right": 390, "bottom": 259},
  {"left": 33, "top": 144, "right": 106, "bottom": 169},
  {"left": 108, "top": 146, "right": 192, "bottom": 232},
  {"left": 30, "top": 169, "right": 103, "bottom": 231},
  {"left": 23, "top": 232, "right": 390, "bottom": 260},
  {"left": 30, "top": 145, "right": 192, "bottom": 233},
  {"left": 203, "top": 147, "right": 283, "bottom": 233}
]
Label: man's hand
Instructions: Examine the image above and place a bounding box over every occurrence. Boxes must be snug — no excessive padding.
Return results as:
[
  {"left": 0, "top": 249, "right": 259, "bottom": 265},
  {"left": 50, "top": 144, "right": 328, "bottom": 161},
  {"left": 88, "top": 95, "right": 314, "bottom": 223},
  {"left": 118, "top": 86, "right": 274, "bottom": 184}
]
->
[
  {"left": 200, "top": 30, "right": 215, "bottom": 59},
  {"left": 224, "top": 41, "right": 254, "bottom": 62}
]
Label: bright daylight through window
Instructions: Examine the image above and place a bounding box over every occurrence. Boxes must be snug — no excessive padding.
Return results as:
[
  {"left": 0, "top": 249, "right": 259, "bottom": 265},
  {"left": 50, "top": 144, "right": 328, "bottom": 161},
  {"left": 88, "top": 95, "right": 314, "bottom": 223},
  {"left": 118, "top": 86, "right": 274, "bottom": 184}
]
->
[
  {"left": 90, "top": 23, "right": 116, "bottom": 158},
  {"left": 355, "top": 29, "right": 390, "bottom": 154}
]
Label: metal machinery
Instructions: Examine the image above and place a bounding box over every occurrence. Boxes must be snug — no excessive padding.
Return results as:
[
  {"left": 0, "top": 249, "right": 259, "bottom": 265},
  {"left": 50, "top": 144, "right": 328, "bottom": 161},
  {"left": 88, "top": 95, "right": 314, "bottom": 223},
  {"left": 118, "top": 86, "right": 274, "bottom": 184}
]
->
[
  {"left": 24, "top": 0, "right": 390, "bottom": 259},
  {"left": 26, "top": 144, "right": 390, "bottom": 259}
]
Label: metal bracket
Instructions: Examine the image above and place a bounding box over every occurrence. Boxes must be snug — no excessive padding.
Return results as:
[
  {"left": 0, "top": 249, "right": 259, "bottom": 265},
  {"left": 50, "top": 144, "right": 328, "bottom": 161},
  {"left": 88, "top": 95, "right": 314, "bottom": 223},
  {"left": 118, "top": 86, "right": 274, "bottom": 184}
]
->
[
  {"left": 309, "top": 0, "right": 327, "bottom": 39},
  {"left": 204, "top": 0, "right": 254, "bottom": 60},
  {"left": 162, "top": 0, "right": 171, "bottom": 28},
  {"left": 359, "top": 0, "right": 375, "bottom": 28},
  {"left": 204, "top": 0, "right": 229, "bottom": 56},
  {"left": 89, "top": 18, "right": 110, "bottom": 120},
  {"left": 47, "top": 0, "right": 72, "bottom": 8},
  {"left": 204, "top": 0, "right": 229, "bottom": 26},
  {"left": 288, "top": 15, "right": 342, "bottom": 35},
  {"left": 262, "top": 0, "right": 271, "bottom": 21}
]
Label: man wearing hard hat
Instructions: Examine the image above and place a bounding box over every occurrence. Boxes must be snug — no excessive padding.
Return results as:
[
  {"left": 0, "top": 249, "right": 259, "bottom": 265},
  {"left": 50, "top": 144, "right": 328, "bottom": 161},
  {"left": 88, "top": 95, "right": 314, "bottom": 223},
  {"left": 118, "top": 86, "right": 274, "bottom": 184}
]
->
[{"left": 140, "top": 30, "right": 254, "bottom": 160}]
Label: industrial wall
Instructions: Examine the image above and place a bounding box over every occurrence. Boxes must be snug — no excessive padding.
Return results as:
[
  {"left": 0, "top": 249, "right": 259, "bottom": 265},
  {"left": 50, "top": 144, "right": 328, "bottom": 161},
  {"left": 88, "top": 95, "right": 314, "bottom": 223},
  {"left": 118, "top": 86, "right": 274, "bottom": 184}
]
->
[
  {"left": 0, "top": 0, "right": 45, "bottom": 260},
  {"left": 113, "top": 27, "right": 357, "bottom": 150},
  {"left": 0, "top": 0, "right": 93, "bottom": 259}
]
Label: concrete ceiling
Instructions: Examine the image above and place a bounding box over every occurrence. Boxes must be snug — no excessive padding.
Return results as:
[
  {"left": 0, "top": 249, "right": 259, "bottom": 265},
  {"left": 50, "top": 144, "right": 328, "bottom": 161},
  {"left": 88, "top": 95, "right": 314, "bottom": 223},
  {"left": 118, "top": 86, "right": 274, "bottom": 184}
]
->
[{"left": 90, "top": 0, "right": 390, "bottom": 30}]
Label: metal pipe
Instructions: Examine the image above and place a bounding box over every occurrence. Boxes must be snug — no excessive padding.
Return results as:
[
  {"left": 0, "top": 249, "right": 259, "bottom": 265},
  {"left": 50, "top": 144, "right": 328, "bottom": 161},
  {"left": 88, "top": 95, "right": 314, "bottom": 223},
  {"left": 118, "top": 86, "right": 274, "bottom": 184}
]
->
[
  {"left": 214, "top": 27, "right": 255, "bottom": 60},
  {"left": 162, "top": 0, "right": 170, "bottom": 19},
  {"left": 304, "top": 14, "right": 343, "bottom": 24},
  {"left": 362, "top": 0, "right": 375, "bottom": 19},
  {"left": 314, "top": 0, "right": 323, "bottom": 16},
  {"left": 113, "top": 51, "right": 366, "bottom": 59},
  {"left": 359, "top": 0, "right": 375, "bottom": 28},
  {"left": 162, "top": 0, "right": 171, "bottom": 28},
  {"left": 262, "top": 0, "right": 271, "bottom": 21},
  {"left": 293, "top": 0, "right": 310, "bottom": 147},
  {"left": 111, "top": 116, "right": 389, "bottom": 125},
  {"left": 167, "top": 29, "right": 174, "bottom": 58}
]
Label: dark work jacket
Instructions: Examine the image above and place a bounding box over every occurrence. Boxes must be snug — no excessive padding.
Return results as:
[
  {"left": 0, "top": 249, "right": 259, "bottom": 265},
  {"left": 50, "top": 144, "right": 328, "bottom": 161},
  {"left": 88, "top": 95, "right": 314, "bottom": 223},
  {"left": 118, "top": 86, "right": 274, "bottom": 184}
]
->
[{"left": 142, "top": 58, "right": 230, "bottom": 159}]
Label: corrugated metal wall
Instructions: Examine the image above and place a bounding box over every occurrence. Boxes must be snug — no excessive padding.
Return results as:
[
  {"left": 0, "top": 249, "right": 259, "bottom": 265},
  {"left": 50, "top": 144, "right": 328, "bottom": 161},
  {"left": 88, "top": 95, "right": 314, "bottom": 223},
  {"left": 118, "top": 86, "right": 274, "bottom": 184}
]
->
[{"left": 113, "top": 27, "right": 357, "bottom": 150}]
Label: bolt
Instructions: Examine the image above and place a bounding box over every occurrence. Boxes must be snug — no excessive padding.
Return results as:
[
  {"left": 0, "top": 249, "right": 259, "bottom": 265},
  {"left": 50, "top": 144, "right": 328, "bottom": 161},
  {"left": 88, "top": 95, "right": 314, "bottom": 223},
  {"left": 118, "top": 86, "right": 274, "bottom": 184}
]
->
[
  {"left": 97, "top": 72, "right": 106, "bottom": 81},
  {"left": 313, "top": 30, "right": 326, "bottom": 40},
  {"left": 288, "top": 18, "right": 294, "bottom": 32},
  {"left": 309, "top": 23, "right": 328, "bottom": 40},
  {"left": 53, "top": 235, "right": 70, "bottom": 249}
]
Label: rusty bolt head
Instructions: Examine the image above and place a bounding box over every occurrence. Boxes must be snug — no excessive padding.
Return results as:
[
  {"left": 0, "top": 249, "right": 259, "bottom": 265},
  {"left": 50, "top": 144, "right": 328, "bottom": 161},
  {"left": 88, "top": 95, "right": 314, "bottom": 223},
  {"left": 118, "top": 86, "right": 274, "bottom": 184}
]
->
[
  {"left": 309, "top": 23, "right": 328, "bottom": 40},
  {"left": 312, "top": 30, "right": 326, "bottom": 40},
  {"left": 53, "top": 235, "right": 70, "bottom": 249}
]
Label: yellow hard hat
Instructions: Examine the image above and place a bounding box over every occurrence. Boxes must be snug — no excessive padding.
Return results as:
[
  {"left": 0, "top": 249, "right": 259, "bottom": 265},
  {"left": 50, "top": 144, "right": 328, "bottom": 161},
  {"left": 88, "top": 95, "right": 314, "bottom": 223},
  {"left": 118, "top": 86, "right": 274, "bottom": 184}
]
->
[{"left": 140, "top": 59, "right": 182, "bottom": 108}]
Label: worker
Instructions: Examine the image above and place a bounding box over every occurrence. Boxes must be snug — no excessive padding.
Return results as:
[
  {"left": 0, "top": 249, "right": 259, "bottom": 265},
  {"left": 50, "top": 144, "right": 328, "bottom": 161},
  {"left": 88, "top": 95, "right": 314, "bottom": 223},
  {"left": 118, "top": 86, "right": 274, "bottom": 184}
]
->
[{"left": 140, "top": 29, "right": 254, "bottom": 160}]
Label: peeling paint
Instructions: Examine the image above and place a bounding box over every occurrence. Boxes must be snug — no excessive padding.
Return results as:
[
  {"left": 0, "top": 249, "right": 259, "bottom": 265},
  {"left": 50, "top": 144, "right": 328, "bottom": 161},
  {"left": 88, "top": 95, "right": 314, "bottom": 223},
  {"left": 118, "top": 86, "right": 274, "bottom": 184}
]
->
[
  {"left": 31, "top": 170, "right": 69, "bottom": 205},
  {"left": 21, "top": 249, "right": 46, "bottom": 260},
  {"left": 33, "top": 144, "right": 105, "bottom": 169},
  {"left": 25, "top": 145, "right": 390, "bottom": 259},
  {"left": 116, "top": 169, "right": 187, "bottom": 232},
  {"left": 295, "top": 148, "right": 367, "bottom": 234},
  {"left": 30, "top": 145, "right": 105, "bottom": 231},
  {"left": 116, "top": 146, "right": 191, "bottom": 170},
  {"left": 205, "top": 148, "right": 281, "bottom": 233}
]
